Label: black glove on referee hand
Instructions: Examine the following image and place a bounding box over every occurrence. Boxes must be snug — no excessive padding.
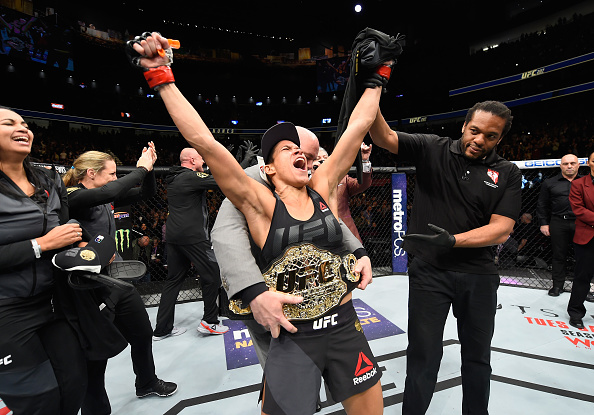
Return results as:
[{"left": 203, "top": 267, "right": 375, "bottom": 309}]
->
[{"left": 402, "top": 224, "right": 456, "bottom": 249}]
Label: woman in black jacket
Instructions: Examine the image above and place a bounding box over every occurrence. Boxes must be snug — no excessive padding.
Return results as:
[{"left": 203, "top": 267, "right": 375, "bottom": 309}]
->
[
  {"left": 63, "top": 147, "right": 177, "bottom": 415},
  {"left": 0, "top": 107, "right": 86, "bottom": 414}
]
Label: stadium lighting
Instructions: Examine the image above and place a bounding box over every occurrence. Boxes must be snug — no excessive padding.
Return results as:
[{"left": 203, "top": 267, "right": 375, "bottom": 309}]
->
[{"left": 355, "top": 4, "right": 362, "bottom": 13}]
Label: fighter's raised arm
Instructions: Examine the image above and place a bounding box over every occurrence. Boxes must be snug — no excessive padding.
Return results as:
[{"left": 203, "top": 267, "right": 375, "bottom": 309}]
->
[
  {"left": 126, "top": 27, "right": 406, "bottom": 415},
  {"left": 309, "top": 85, "right": 382, "bottom": 211},
  {"left": 127, "top": 32, "right": 274, "bottom": 246}
]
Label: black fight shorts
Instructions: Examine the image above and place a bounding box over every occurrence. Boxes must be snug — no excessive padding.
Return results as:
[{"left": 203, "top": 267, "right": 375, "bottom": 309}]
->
[{"left": 262, "top": 300, "right": 381, "bottom": 415}]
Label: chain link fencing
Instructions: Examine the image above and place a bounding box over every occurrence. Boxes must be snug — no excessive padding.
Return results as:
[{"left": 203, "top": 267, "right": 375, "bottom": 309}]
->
[{"left": 121, "top": 163, "right": 587, "bottom": 306}]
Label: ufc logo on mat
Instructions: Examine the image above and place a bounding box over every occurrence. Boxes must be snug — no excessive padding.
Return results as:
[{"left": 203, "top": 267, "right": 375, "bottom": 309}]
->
[
  {"left": 313, "top": 314, "right": 338, "bottom": 330},
  {"left": 0, "top": 355, "right": 12, "bottom": 366}
]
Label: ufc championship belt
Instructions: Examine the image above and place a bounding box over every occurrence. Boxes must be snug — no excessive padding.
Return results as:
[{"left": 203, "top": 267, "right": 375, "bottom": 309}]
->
[{"left": 229, "top": 243, "right": 360, "bottom": 321}]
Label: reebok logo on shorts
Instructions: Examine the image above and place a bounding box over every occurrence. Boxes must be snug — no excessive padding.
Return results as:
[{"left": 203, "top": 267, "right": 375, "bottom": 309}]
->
[{"left": 353, "top": 352, "right": 377, "bottom": 385}]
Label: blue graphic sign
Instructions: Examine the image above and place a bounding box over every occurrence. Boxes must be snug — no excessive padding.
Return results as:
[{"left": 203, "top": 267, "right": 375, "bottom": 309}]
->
[
  {"left": 223, "top": 320, "right": 260, "bottom": 370},
  {"left": 353, "top": 299, "right": 405, "bottom": 341},
  {"left": 223, "top": 301, "right": 405, "bottom": 370},
  {"left": 391, "top": 173, "right": 407, "bottom": 273}
]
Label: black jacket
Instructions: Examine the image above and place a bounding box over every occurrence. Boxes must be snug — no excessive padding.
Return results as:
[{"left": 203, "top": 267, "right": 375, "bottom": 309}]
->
[
  {"left": 68, "top": 167, "right": 155, "bottom": 241},
  {"left": 165, "top": 166, "right": 218, "bottom": 244},
  {"left": 0, "top": 167, "right": 66, "bottom": 301},
  {"left": 0, "top": 166, "right": 127, "bottom": 359}
]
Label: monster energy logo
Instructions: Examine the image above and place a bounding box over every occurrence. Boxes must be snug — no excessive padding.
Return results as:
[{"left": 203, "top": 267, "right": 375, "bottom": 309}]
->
[{"left": 116, "top": 229, "right": 131, "bottom": 251}]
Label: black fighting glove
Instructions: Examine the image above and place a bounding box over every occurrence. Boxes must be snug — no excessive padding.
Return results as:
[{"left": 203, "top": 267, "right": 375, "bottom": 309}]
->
[
  {"left": 402, "top": 224, "right": 456, "bottom": 250},
  {"left": 362, "top": 63, "right": 394, "bottom": 89},
  {"left": 352, "top": 28, "right": 405, "bottom": 91},
  {"left": 125, "top": 32, "right": 175, "bottom": 90},
  {"left": 237, "top": 140, "right": 259, "bottom": 168}
]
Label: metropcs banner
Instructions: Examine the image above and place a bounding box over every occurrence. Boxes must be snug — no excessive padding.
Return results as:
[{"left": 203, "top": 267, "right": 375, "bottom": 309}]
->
[{"left": 391, "top": 173, "right": 407, "bottom": 273}]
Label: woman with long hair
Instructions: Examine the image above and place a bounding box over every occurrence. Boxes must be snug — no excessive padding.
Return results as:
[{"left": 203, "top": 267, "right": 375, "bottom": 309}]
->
[
  {"left": 130, "top": 32, "right": 393, "bottom": 415},
  {"left": 0, "top": 107, "right": 86, "bottom": 414},
  {"left": 63, "top": 145, "right": 178, "bottom": 415}
]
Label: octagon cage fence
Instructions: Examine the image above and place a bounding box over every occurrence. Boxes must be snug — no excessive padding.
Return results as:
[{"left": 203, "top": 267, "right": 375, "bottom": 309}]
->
[{"left": 46, "top": 160, "right": 587, "bottom": 307}]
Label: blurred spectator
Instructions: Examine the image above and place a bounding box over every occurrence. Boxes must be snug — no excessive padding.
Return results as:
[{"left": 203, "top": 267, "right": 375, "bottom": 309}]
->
[{"left": 496, "top": 213, "right": 537, "bottom": 267}]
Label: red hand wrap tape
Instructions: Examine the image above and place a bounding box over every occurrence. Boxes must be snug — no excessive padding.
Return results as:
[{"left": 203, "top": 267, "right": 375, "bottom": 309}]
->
[
  {"left": 143, "top": 66, "right": 175, "bottom": 89},
  {"left": 376, "top": 65, "right": 392, "bottom": 80}
]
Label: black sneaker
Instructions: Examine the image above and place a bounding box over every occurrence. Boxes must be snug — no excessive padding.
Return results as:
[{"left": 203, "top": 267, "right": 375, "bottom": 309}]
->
[{"left": 136, "top": 379, "right": 178, "bottom": 398}]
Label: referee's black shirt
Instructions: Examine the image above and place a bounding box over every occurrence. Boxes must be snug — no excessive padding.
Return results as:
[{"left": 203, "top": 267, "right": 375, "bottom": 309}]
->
[
  {"left": 397, "top": 132, "right": 522, "bottom": 274},
  {"left": 536, "top": 173, "right": 580, "bottom": 225}
]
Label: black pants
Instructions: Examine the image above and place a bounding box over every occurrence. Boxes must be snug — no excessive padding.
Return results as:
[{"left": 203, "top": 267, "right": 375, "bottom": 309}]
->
[
  {"left": 402, "top": 258, "right": 499, "bottom": 415},
  {"left": 154, "top": 241, "right": 221, "bottom": 336},
  {"left": 549, "top": 216, "right": 576, "bottom": 288},
  {"left": 0, "top": 292, "right": 87, "bottom": 415},
  {"left": 567, "top": 239, "right": 594, "bottom": 320},
  {"left": 82, "top": 286, "right": 157, "bottom": 415}
]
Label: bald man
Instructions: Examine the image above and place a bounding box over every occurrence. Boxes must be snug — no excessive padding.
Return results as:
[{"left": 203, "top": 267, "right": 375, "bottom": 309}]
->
[
  {"left": 153, "top": 148, "right": 229, "bottom": 340},
  {"left": 211, "top": 126, "right": 370, "bottom": 367},
  {"left": 536, "top": 154, "right": 581, "bottom": 296}
]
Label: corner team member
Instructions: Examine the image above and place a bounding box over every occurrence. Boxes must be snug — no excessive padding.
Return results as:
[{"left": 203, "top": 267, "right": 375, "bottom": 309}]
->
[
  {"left": 0, "top": 107, "right": 86, "bottom": 414},
  {"left": 63, "top": 147, "right": 177, "bottom": 414},
  {"left": 128, "top": 31, "right": 388, "bottom": 415},
  {"left": 152, "top": 147, "right": 229, "bottom": 340},
  {"left": 536, "top": 154, "right": 580, "bottom": 296},
  {"left": 566, "top": 150, "right": 594, "bottom": 329},
  {"left": 369, "top": 101, "right": 521, "bottom": 414},
  {"left": 211, "top": 127, "right": 371, "bottom": 368}
]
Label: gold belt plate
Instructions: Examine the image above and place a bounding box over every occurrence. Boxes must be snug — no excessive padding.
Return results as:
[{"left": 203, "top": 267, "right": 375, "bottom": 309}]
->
[{"left": 229, "top": 243, "right": 359, "bottom": 321}]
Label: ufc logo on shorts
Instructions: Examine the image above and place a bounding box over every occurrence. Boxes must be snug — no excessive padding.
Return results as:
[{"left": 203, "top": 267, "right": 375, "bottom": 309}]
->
[
  {"left": 0, "top": 355, "right": 12, "bottom": 366},
  {"left": 313, "top": 313, "right": 338, "bottom": 330}
]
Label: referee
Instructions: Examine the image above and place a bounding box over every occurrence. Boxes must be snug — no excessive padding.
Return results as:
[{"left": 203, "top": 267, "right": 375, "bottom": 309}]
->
[{"left": 370, "top": 101, "right": 522, "bottom": 415}]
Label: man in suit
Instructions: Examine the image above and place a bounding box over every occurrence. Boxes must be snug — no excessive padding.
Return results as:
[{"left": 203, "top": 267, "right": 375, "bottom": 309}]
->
[
  {"left": 536, "top": 154, "right": 580, "bottom": 296},
  {"left": 567, "top": 151, "right": 594, "bottom": 329}
]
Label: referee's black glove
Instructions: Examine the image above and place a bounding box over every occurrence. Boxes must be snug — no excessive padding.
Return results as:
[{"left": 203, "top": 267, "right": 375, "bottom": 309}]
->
[{"left": 402, "top": 224, "right": 456, "bottom": 249}]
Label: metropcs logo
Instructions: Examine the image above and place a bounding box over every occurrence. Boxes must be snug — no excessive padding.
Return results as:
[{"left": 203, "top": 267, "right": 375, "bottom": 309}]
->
[
  {"left": 0, "top": 355, "right": 12, "bottom": 366},
  {"left": 353, "top": 352, "right": 377, "bottom": 385},
  {"left": 392, "top": 189, "right": 405, "bottom": 257}
]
